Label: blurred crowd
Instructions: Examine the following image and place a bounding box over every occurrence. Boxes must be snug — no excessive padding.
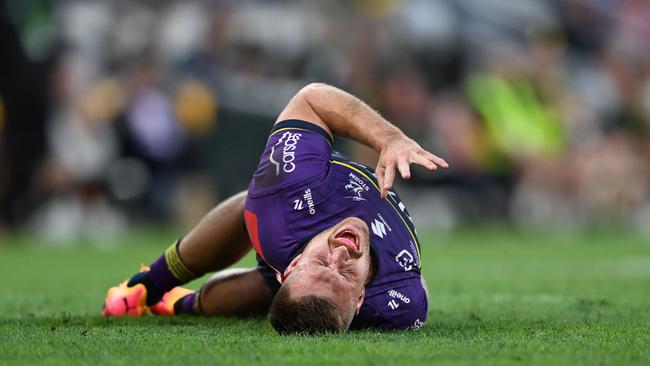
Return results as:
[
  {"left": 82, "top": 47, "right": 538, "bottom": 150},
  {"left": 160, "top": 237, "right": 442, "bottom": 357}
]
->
[{"left": 1, "top": 0, "right": 649, "bottom": 241}]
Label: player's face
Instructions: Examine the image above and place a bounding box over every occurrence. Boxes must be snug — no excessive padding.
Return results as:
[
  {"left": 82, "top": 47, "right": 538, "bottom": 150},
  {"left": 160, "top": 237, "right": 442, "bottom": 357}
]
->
[{"left": 282, "top": 217, "right": 373, "bottom": 318}]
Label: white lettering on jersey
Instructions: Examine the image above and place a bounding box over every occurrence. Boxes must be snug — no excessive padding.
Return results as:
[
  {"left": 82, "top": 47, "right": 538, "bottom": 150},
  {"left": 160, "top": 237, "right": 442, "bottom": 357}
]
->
[
  {"left": 387, "top": 289, "right": 411, "bottom": 304},
  {"left": 344, "top": 173, "right": 370, "bottom": 201},
  {"left": 271, "top": 131, "right": 302, "bottom": 175},
  {"left": 409, "top": 241, "right": 419, "bottom": 266},
  {"left": 377, "top": 213, "right": 392, "bottom": 232},
  {"left": 303, "top": 189, "right": 316, "bottom": 215}
]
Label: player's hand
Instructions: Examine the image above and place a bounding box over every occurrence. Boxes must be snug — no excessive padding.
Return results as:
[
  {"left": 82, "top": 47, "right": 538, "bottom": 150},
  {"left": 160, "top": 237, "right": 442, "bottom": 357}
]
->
[{"left": 376, "top": 133, "right": 448, "bottom": 198}]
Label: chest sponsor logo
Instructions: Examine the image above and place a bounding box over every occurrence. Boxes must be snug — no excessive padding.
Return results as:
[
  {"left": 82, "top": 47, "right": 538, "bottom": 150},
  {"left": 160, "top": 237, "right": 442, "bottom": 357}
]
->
[
  {"left": 292, "top": 189, "right": 316, "bottom": 215},
  {"left": 387, "top": 299, "right": 399, "bottom": 310},
  {"left": 269, "top": 131, "right": 302, "bottom": 175},
  {"left": 395, "top": 249, "right": 415, "bottom": 271},
  {"left": 344, "top": 173, "right": 370, "bottom": 201},
  {"left": 387, "top": 289, "right": 411, "bottom": 304}
]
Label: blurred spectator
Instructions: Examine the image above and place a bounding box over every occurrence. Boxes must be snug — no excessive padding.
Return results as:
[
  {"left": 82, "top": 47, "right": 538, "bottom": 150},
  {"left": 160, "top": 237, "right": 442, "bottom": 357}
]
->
[
  {"left": 1, "top": 0, "right": 649, "bottom": 239},
  {"left": 0, "top": 0, "right": 54, "bottom": 229}
]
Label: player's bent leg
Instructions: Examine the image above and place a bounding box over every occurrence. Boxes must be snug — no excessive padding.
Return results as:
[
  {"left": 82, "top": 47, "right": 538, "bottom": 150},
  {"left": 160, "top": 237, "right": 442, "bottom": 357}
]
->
[
  {"left": 102, "top": 191, "right": 254, "bottom": 317},
  {"left": 198, "top": 268, "right": 274, "bottom": 316},
  {"left": 178, "top": 191, "right": 253, "bottom": 274}
]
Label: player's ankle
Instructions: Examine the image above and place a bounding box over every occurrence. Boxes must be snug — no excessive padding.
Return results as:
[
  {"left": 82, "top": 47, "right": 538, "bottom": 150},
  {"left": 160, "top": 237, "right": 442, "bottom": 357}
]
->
[
  {"left": 173, "top": 292, "right": 202, "bottom": 315},
  {"left": 133, "top": 239, "right": 202, "bottom": 306}
]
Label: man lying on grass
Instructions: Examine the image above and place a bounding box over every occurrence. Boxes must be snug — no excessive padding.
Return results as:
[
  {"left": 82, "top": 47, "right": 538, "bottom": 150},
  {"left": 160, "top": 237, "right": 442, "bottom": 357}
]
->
[{"left": 102, "top": 83, "right": 448, "bottom": 334}]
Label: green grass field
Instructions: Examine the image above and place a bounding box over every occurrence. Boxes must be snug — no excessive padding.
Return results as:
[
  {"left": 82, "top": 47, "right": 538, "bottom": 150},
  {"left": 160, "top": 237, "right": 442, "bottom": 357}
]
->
[{"left": 1, "top": 228, "right": 649, "bottom": 365}]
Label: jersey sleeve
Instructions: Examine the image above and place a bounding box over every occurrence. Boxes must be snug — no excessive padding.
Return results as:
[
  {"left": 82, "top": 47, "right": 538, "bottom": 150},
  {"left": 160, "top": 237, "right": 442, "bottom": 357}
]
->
[
  {"left": 248, "top": 119, "right": 333, "bottom": 196},
  {"left": 351, "top": 279, "right": 429, "bottom": 331}
]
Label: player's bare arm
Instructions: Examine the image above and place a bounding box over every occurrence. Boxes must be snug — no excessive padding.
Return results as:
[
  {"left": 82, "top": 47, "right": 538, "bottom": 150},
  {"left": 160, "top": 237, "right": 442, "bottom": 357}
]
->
[{"left": 277, "top": 83, "right": 449, "bottom": 197}]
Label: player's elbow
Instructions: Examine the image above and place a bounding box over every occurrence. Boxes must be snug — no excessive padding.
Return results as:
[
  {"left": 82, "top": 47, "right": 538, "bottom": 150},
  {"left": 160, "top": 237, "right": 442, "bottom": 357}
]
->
[{"left": 298, "top": 82, "right": 331, "bottom": 100}]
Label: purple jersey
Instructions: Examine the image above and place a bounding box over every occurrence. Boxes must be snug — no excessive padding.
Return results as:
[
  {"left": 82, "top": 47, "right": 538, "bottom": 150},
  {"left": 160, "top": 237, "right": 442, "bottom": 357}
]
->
[{"left": 244, "top": 120, "right": 427, "bottom": 330}]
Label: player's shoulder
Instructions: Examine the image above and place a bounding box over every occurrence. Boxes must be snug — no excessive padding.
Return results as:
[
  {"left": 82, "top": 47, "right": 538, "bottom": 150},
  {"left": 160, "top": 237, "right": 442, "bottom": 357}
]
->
[
  {"left": 270, "top": 119, "right": 333, "bottom": 146},
  {"left": 248, "top": 119, "right": 334, "bottom": 196}
]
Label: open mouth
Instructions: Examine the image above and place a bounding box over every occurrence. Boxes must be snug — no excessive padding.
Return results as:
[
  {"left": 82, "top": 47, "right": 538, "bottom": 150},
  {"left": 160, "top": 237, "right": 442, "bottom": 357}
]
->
[{"left": 334, "top": 229, "right": 359, "bottom": 251}]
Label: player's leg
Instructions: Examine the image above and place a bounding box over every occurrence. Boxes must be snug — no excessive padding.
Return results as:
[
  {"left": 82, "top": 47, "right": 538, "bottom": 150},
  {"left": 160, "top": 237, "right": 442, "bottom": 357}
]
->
[
  {"left": 103, "top": 191, "right": 254, "bottom": 316},
  {"left": 177, "top": 191, "right": 252, "bottom": 273},
  {"left": 149, "top": 268, "right": 273, "bottom": 316},
  {"left": 194, "top": 268, "right": 273, "bottom": 316},
  {"left": 173, "top": 255, "right": 277, "bottom": 316}
]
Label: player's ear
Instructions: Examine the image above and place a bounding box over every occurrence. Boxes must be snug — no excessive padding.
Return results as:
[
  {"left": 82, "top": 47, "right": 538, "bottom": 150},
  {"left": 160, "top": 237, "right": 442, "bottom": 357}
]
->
[
  {"left": 354, "top": 287, "right": 365, "bottom": 315},
  {"left": 283, "top": 254, "right": 302, "bottom": 280}
]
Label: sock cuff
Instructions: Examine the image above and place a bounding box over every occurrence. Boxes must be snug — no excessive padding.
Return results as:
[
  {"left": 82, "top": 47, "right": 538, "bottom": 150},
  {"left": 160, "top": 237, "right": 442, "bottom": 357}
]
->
[
  {"left": 192, "top": 291, "right": 203, "bottom": 315},
  {"left": 164, "top": 240, "right": 197, "bottom": 283}
]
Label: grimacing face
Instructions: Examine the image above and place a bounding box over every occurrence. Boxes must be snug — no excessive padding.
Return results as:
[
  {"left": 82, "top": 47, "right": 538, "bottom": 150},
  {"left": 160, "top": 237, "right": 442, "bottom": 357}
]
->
[{"left": 281, "top": 217, "right": 374, "bottom": 324}]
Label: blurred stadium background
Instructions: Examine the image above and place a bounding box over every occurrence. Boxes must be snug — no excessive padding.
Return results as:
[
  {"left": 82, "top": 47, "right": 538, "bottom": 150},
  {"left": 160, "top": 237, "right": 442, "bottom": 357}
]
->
[
  {"left": 1, "top": 0, "right": 650, "bottom": 241},
  {"left": 2, "top": 1, "right": 650, "bottom": 364}
]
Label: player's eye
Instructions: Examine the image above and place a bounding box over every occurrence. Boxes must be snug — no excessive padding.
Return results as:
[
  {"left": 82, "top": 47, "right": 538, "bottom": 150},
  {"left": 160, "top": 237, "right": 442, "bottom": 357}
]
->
[{"left": 340, "top": 268, "right": 354, "bottom": 280}]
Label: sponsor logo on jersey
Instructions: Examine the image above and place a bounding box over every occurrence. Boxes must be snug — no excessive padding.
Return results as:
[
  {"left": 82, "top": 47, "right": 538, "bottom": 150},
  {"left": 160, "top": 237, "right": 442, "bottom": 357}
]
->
[
  {"left": 303, "top": 188, "right": 316, "bottom": 215},
  {"left": 371, "top": 214, "right": 392, "bottom": 239},
  {"left": 412, "top": 319, "right": 424, "bottom": 330},
  {"left": 387, "top": 299, "right": 399, "bottom": 310},
  {"left": 387, "top": 289, "right": 411, "bottom": 304},
  {"left": 344, "top": 173, "right": 369, "bottom": 201},
  {"left": 371, "top": 219, "right": 387, "bottom": 238},
  {"left": 270, "top": 131, "right": 302, "bottom": 175},
  {"left": 378, "top": 213, "right": 392, "bottom": 232},
  {"left": 292, "top": 189, "right": 315, "bottom": 215},
  {"left": 395, "top": 249, "right": 415, "bottom": 271}
]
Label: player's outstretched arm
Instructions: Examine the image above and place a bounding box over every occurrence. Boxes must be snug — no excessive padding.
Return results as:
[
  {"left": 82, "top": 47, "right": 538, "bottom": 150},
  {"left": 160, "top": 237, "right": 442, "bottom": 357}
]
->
[{"left": 276, "top": 83, "right": 448, "bottom": 198}]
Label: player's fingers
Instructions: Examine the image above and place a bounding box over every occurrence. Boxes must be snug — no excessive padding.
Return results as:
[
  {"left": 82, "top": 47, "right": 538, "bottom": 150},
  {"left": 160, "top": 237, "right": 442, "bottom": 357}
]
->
[
  {"left": 382, "top": 163, "right": 396, "bottom": 198},
  {"left": 412, "top": 153, "right": 438, "bottom": 171},
  {"left": 398, "top": 158, "right": 411, "bottom": 180},
  {"left": 419, "top": 149, "right": 449, "bottom": 168}
]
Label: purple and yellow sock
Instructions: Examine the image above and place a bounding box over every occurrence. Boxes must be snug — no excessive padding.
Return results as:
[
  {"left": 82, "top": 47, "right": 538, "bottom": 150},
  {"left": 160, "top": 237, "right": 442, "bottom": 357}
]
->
[
  {"left": 128, "top": 239, "right": 199, "bottom": 305},
  {"left": 174, "top": 292, "right": 203, "bottom": 315}
]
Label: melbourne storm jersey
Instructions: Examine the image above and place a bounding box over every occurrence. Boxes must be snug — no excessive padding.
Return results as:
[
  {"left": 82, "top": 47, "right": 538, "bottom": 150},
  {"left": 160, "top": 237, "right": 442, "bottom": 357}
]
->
[{"left": 244, "top": 119, "right": 427, "bottom": 330}]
